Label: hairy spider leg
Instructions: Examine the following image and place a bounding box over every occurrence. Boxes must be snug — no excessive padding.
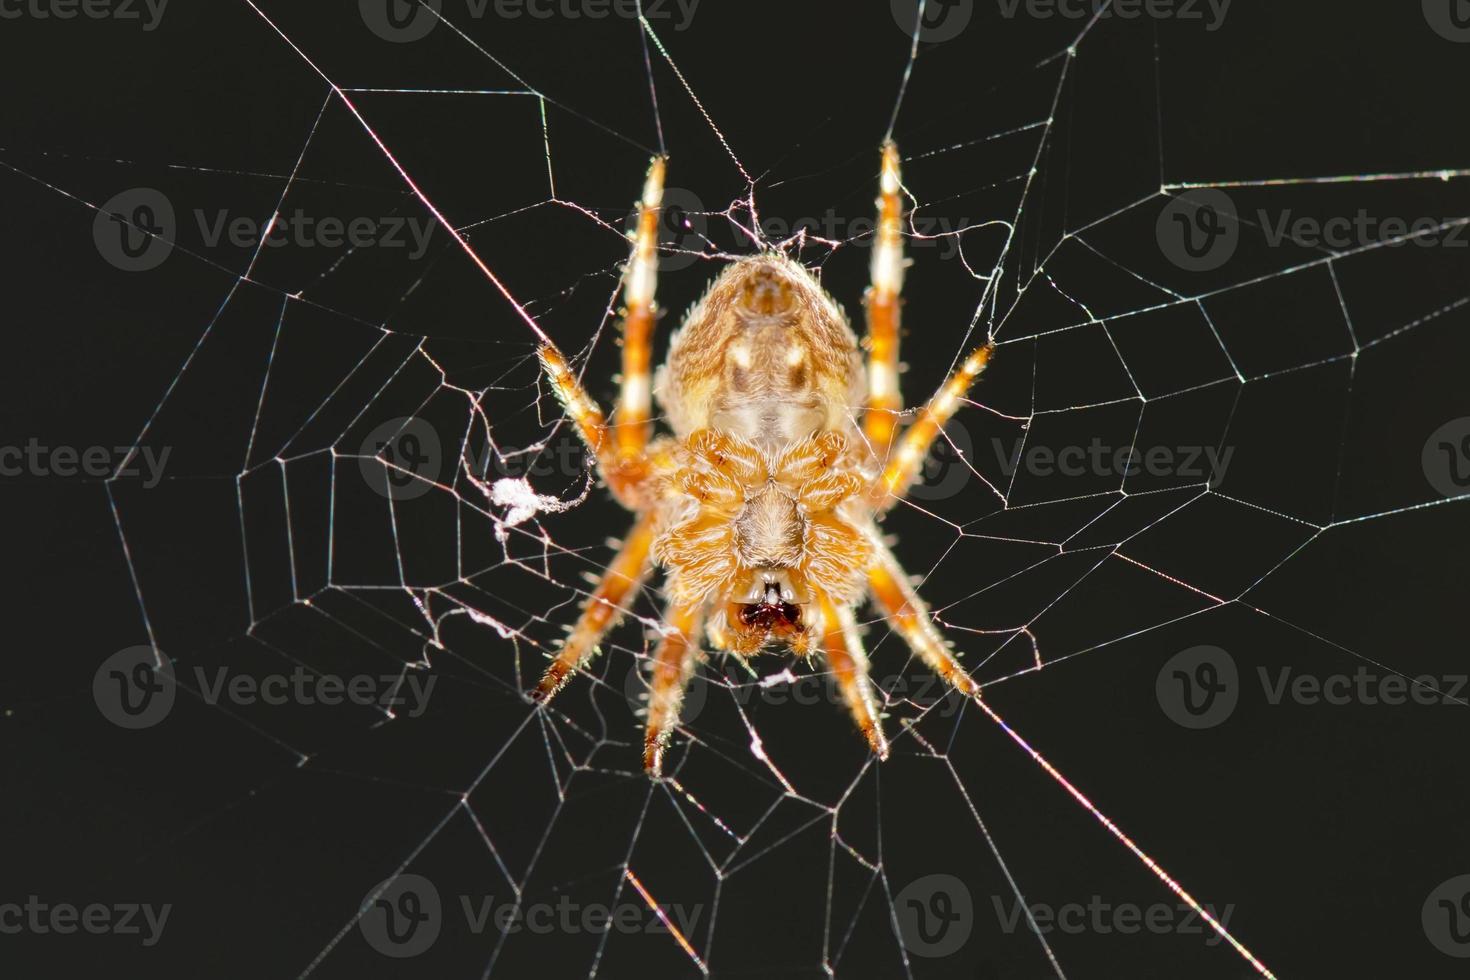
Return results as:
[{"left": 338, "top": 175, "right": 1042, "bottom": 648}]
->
[
  {"left": 869, "top": 340, "right": 993, "bottom": 510},
  {"left": 863, "top": 141, "right": 906, "bottom": 451},
  {"left": 865, "top": 532, "right": 981, "bottom": 700},
  {"left": 817, "top": 592, "right": 891, "bottom": 760},
  {"left": 613, "top": 156, "right": 666, "bottom": 458},
  {"left": 643, "top": 602, "right": 705, "bottom": 776},
  {"left": 533, "top": 512, "right": 658, "bottom": 702}
]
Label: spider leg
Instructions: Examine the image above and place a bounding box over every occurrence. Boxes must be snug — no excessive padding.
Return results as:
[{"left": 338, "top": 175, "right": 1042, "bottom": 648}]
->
[
  {"left": 867, "top": 340, "right": 993, "bottom": 511},
  {"left": 532, "top": 511, "right": 657, "bottom": 702},
  {"left": 863, "top": 141, "right": 906, "bottom": 450},
  {"left": 536, "top": 156, "right": 667, "bottom": 505},
  {"left": 865, "top": 532, "right": 980, "bottom": 700},
  {"left": 816, "top": 593, "right": 891, "bottom": 760},
  {"left": 613, "top": 156, "right": 665, "bottom": 458},
  {"left": 643, "top": 602, "right": 705, "bottom": 776}
]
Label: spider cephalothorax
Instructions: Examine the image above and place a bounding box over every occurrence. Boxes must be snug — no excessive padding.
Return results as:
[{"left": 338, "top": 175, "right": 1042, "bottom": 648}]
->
[
  {"left": 532, "top": 145, "right": 993, "bottom": 774},
  {"left": 655, "top": 427, "right": 873, "bottom": 657}
]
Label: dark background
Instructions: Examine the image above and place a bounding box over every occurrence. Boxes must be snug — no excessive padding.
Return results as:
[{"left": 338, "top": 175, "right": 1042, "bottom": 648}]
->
[{"left": 4, "top": 1, "right": 1470, "bottom": 978}]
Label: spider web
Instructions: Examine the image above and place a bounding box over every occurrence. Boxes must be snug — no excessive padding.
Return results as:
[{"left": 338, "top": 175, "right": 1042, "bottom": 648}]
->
[{"left": 18, "top": 1, "right": 1470, "bottom": 977}]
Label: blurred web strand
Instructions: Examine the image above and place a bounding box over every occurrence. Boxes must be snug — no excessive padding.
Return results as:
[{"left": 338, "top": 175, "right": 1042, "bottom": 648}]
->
[{"left": 623, "top": 869, "right": 708, "bottom": 974}]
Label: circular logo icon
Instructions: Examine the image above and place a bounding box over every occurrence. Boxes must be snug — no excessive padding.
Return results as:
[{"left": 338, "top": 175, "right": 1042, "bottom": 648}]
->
[
  {"left": 624, "top": 654, "right": 709, "bottom": 725},
  {"left": 1156, "top": 189, "right": 1238, "bottom": 272},
  {"left": 634, "top": 186, "right": 707, "bottom": 272},
  {"left": 93, "top": 646, "right": 176, "bottom": 729},
  {"left": 1423, "top": 875, "right": 1470, "bottom": 957},
  {"left": 360, "top": 0, "right": 442, "bottom": 42},
  {"left": 907, "top": 417, "right": 975, "bottom": 502},
  {"left": 1422, "top": 417, "right": 1470, "bottom": 498},
  {"left": 893, "top": 873, "right": 973, "bottom": 957},
  {"left": 1424, "top": 0, "right": 1470, "bottom": 42},
  {"left": 360, "top": 873, "right": 442, "bottom": 957},
  {"left": 1156, "top": 645, "right": 1238, "bottom": 729},
  {"left": 94, "top": 188, "right": 175, "bottom": 272},
  {"left": 359, "top": 416, "right": 443, "bottom": 501},
  {"left": 890, "top": 0, "right": 973, "bottom": 43}
]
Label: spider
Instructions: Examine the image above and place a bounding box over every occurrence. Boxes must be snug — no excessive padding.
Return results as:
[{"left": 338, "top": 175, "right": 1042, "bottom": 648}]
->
[{"left": 532, "top": 143, "right": 993, "bottom": 775}]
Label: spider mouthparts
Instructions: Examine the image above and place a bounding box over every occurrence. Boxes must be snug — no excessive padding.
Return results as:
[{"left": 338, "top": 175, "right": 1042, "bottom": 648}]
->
[{"left": 736, "top": 600, "right": 803, "bottom": 632}]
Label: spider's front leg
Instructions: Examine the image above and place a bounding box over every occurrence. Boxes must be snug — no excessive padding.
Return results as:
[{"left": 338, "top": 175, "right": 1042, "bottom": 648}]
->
[
  {"left": 537, "top": 154, "right": 668, "bottom": 506},
  {"left": 863, "top": 141, "right": 906, "bottom": 451},
  {"left": 532, "top": 156, "right": 669, "bottom": 701}
]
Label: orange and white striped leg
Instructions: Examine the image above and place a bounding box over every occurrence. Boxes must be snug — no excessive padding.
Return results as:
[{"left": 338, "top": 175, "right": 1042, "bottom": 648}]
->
[
  {"left": 533, "top": 512, "right": 657, "bottom": 702},
  {"left": 868, "top": 340, "right": 993, "bottom": 510},
  {"left": 537, "top": 343, "right": 651, "bottom": 504},
  {"left": 817, "top": 593, "right": 890, "bottom": 760},
  {"left": 866, "top": 534, "right": 980, "bottom": 701},
  {"left": 613, "top": 156, "right": 665, "bottom": 458},
  {"left": 643, "top": 602, "right": 704, "bottom": 776},
  {"left": 863, "top": 141, "right": 906, "bottom": 451}
]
